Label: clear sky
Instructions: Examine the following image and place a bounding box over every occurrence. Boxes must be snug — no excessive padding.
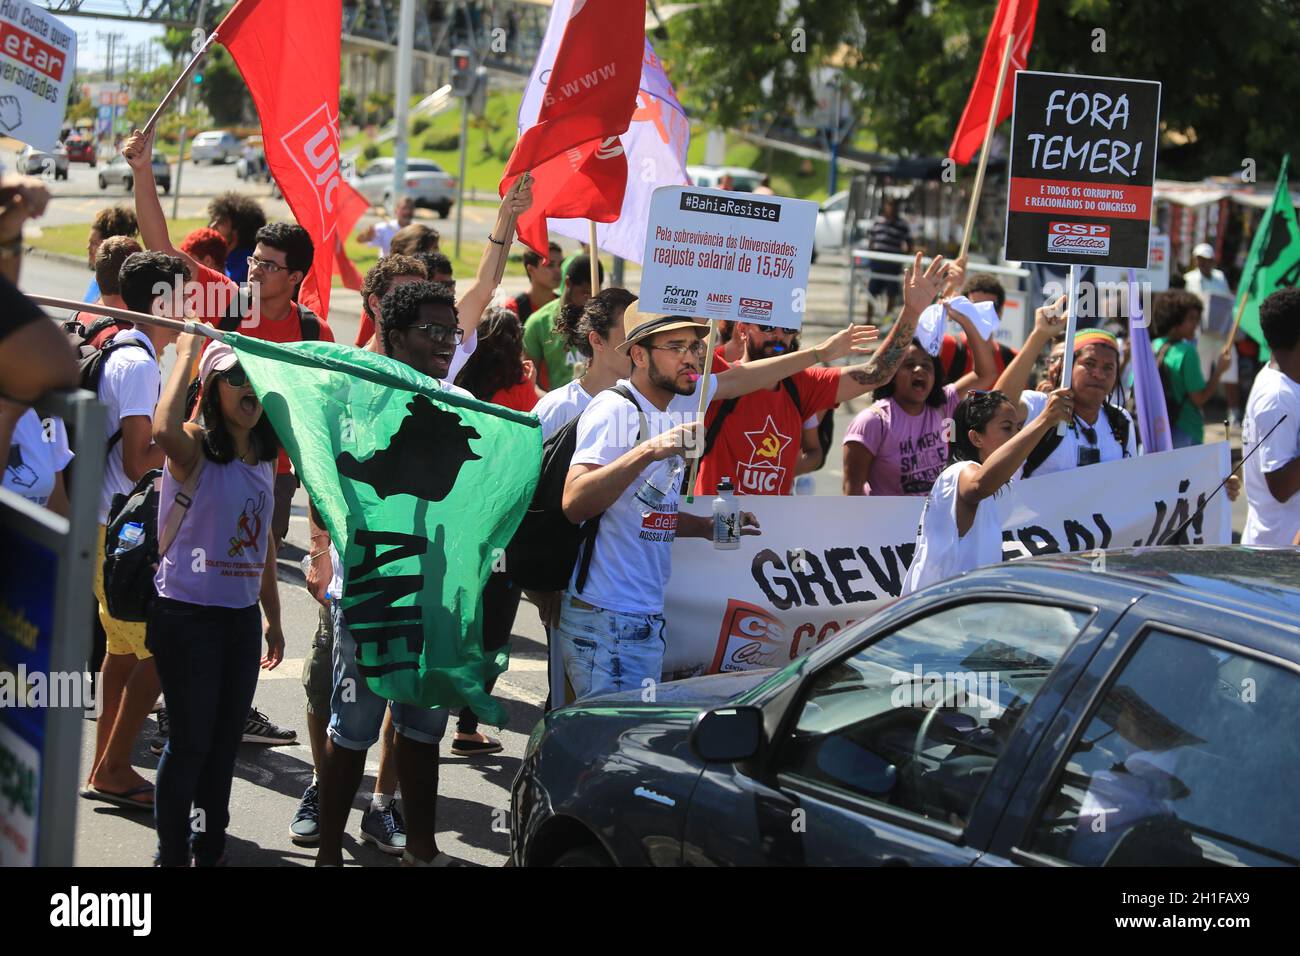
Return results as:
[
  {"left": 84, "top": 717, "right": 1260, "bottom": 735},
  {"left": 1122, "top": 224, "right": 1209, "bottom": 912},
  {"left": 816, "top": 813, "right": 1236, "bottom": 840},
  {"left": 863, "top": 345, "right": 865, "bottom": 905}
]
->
[{"left": 68, "top": 17, "right": 168, "bottom": 73}]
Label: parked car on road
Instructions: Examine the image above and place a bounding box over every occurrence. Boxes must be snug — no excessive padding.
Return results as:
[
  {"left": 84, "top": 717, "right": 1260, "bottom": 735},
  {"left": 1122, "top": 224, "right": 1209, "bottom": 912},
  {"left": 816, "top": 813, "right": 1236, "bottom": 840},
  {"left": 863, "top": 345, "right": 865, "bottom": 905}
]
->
[
  {"left": 18, "top": 144, "right": 68, "bottom": 179},
  {"left": 99, "top": 153, "right": 171, "bottom": 194},
  {"left": 64, "top": 135, "right": 95, "bottom": 165},
  {"left": 686, "top": 164, "right": 763, "bottom": 192},
  {"left": 512, "top": 547, "right": 1300, "bottom": 867},
  {"left": 190, "top": 130, "right": 241, "bottom": 165},
  {"left": 347, "top": 157, "right": 456, "bottom": 217}
]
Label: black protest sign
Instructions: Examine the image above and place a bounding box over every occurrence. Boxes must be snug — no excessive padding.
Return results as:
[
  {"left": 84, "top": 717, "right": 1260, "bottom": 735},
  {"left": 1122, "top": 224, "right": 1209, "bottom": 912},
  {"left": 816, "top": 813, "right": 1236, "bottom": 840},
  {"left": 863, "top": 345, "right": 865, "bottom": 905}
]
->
[{"left": 1004, "top": 71, "right": 1161, "bottom": 268}]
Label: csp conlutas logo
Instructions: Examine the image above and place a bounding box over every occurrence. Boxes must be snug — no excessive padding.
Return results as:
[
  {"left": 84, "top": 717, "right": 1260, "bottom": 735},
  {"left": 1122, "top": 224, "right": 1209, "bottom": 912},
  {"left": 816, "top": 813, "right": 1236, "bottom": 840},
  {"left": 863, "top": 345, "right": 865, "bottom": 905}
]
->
[{"left": 1047, "top": 221, "right": 1110, "bottom": 256}]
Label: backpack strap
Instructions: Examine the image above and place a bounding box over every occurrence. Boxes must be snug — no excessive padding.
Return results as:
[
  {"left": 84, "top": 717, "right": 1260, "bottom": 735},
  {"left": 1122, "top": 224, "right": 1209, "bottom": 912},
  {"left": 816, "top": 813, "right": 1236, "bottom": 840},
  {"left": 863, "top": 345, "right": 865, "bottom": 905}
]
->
[
  {"left": 296, "top": 303, "right": 322, "bottom": 341},
  {"left": 1021, "top": 399, "right": 1065, "bottom": 479},
  {"left": 157, "top": 455, "right": 206, "bottom": 559},
  {"left": 1155, "top": 342, "right": 1187, "bottom": 431},
  {"left": 1102, "top": 402, "right": 1132, "bottom": 458},
  {"left": 92, "top": 338, "right": 152, "bottom": 459},
  {"left": 702, "top": 377, "right": 803, "bottom": 460},
  {"left": 780, "top": 375, "right": 803, "bottom": 419},
  {"left": 575, "top": 384, "right": 647, "bottom": 595}
]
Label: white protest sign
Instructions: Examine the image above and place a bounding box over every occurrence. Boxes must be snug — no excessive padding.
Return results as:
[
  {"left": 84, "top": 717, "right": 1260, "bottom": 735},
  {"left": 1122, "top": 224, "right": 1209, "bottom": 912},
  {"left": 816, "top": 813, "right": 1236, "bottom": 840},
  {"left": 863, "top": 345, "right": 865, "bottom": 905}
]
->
[
  {"left": 638, "top": 185, "right": 818, "bottom": 330},
  {"left": 0, "top": 0, "right": 75, "bottom": 150},
  {"left": 662, "top": 443, "right": 1231, "bottom": 680}
]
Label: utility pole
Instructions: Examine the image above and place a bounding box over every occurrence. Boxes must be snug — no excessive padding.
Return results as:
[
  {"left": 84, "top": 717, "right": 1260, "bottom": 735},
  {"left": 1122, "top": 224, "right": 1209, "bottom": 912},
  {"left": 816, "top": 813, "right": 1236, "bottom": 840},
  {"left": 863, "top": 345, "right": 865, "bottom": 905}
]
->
[
  {"left": 171, "top": 0, "right": 209, "bottom": 220},
  {"left": 391, "top": 0, "right": 415, "bottom": 213}
]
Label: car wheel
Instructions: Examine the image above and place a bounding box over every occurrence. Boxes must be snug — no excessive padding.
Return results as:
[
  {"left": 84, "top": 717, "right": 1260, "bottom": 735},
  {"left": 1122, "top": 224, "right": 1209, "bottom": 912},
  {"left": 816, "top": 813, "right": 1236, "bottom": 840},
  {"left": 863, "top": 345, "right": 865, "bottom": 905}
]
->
[
  {"left": 98, "top": 175, "right": 107, "bottom": 190},
  {"left": 551, "top": 844, "right": 614, "bottom": 867},
  {"left": 437, "top": 202, "right": 451, "bottom": 219},
  {"left": 124, "top": 176, "right": 133, "bottom": 192}
]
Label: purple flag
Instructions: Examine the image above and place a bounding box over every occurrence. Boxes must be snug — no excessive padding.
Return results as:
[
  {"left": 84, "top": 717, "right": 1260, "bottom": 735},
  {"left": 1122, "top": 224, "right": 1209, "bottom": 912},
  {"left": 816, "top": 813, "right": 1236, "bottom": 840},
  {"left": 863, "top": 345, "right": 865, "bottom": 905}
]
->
[{"left": 1128, "top": 268, "right": 1172, "bottom": 453}]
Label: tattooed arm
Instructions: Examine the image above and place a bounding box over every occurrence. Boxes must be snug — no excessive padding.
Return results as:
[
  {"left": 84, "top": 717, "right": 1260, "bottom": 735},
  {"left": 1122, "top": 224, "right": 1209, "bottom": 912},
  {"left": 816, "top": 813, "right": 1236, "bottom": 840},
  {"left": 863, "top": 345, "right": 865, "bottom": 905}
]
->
[{"left": 835, "top": 251, "right": 947, "bottom": 403}]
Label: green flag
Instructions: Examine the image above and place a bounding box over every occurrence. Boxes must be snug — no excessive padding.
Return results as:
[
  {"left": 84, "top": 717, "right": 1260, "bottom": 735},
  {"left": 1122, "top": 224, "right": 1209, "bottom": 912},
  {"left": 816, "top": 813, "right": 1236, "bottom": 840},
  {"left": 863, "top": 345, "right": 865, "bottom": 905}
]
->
[
  {"left": 227, "top": 333, "right": 541, "bottom": 727},
  {"left": 1237, "top": 155, "right": 1300, "bottom": 363}
]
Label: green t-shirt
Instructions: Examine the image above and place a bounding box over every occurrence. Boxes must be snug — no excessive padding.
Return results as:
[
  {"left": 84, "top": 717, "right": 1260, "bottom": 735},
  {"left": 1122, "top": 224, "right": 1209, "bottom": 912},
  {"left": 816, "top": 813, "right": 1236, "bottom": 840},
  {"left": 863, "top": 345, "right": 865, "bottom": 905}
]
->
[
  {"left": 1153, "top": 336, "right": 1207, "bottom": 443},
  {"left": 522, "top": 297, "right": 582, "bottom": 390}
]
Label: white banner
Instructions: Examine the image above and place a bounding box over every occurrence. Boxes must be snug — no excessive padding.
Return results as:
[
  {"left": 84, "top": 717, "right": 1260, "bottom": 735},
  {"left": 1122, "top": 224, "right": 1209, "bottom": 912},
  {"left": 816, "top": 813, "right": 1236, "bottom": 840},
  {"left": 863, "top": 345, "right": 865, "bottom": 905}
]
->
[
  {"left": 638, "top": 185, "right": 818, "bottom": 330},
  {"left": 663, "top": 443, "right": 1232, "bottom": 679},
  {"left": 0, "top": 1, "right": 75, "bottom": 150}
]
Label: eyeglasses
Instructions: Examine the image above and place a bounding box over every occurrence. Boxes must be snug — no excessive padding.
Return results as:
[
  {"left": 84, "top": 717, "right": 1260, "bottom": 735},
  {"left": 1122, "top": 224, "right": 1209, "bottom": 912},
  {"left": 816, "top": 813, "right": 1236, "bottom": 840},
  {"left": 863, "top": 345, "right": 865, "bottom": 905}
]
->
[
  {"left": 219, "top": 365, "right": 248, "bottom": 388},
  {"left": 413, "top": 323, "right": 465, "bottom": 345},
  {"left": 650, "top": 342, "right": 706, "bottom": 358},
  {"left": 247, "top": 256, "right": 289, "bottom": 274}
]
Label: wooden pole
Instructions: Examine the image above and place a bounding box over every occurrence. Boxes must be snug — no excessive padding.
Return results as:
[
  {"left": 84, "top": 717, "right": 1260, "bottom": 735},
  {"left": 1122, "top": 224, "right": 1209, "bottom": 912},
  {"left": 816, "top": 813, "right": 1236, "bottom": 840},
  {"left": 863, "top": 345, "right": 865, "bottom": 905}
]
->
[
  {"left": 1223, "top": 292, "right": 1250, "bottom": 353},
  {"left": 27, "top": 295, "right": 218, "bottom": 338},
  {"left": 958, "top": 32, "right": 1016, "bottom": 262},
  {"left": 490, "top": 170, "right": 530, "bottom": 288},
  {"left": 683, "top": 319, "right": 718, "bottom": 504},
  {"left": 589, "top": 220, "right": 602, "bottom": 294},
  {"left": 142, "top": 28, "right": 221, "bottom": 138}
]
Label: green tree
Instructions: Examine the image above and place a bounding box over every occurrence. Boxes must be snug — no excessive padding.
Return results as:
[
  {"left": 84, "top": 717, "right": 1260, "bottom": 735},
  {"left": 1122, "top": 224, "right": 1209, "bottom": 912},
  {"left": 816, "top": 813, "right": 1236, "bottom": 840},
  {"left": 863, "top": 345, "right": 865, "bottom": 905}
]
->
[
  {"left": 665, "top": 0, "right": 1300, "bottom": 179},
  {"left": 198, "top": 45, "right": 250, "bottom": 126}
]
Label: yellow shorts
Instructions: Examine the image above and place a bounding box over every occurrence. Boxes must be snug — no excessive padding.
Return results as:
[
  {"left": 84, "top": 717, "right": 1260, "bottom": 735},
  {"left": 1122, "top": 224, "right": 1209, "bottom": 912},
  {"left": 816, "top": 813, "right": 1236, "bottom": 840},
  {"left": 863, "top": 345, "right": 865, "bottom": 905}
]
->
[{"left": 94, "top": 524, "right": 151, "bottom": 660}]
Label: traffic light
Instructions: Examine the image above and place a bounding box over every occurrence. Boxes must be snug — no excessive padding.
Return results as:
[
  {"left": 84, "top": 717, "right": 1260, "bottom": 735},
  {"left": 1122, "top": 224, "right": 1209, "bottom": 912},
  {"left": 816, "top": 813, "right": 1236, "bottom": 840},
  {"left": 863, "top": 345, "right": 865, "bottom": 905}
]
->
[
  {"left": 193, "top": 72, "right": 203, "bottom": 85},
  {"left": 450, "top": 48, "right": 474, "bottom": 98}
]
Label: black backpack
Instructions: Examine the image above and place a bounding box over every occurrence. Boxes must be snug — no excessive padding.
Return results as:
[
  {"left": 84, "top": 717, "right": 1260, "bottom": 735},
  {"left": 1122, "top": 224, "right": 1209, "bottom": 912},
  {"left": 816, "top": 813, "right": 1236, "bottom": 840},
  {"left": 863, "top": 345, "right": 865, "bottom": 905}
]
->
[
  {"left": 1155, "top": 341, "right": 1189, "bottom": 427},
  {"left": 1022, "top": 401, "right": 1131, "bottom": 478},
  {"left": 102, "top": 458, "right": 203, "bottom": 622},
  {"left": 701, "top": 376, "right": 833, "bottom": 473},
  {"left": 505, "top": 384, "right": 644, "bottom": 592}
]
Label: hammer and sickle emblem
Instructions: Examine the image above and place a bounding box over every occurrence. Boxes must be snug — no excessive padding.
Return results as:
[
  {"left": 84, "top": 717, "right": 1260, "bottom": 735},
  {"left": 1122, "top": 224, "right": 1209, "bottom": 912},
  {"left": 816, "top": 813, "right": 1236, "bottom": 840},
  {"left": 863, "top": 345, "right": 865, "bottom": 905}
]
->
[{"left": 758, "top": 435, "right": 780, "bottom": 459}]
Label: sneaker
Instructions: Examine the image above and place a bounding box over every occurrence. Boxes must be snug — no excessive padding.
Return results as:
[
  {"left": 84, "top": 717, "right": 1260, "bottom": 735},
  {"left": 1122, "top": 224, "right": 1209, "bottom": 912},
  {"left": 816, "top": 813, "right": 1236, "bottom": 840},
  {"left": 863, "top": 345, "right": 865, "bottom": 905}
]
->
[
  {"left": 360, "top": 802, "right": 407, "bottom": 855},
  {"left": 451, "top": 733, "right": 503, "bottom": 757},
  {"left": 290, "top": 783, "right": 320, "bottom": 845},
  {"left": 243, "top": 708, "right": 297, "bottom": 745}
]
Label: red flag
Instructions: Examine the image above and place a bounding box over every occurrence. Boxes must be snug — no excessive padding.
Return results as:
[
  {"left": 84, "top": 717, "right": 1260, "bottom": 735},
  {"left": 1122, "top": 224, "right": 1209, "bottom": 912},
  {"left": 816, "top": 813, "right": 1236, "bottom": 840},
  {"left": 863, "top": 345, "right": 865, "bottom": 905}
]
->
[
  {"left": 332, "top": 180, "right": 370, "bottom": 292},
  {"left": 948, "top": 0, "right": 1038, "bottom": 165},
  {"left": 500, "top": 0, "right": 645, "bottom": 256},
  {"left": 219, "top": 0, "right": 343, "bottom": 317}
]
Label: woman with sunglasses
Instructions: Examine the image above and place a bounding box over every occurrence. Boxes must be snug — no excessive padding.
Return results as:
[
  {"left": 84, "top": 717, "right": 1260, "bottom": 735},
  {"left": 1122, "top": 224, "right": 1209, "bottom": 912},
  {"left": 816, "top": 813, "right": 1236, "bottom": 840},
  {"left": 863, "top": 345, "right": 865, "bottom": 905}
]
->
[
  {"left": 901, "top": 387, "right": 1073, "bottom": 595},
  {"left": 148, "top": 331, "right": 284, "bottom": 866}
]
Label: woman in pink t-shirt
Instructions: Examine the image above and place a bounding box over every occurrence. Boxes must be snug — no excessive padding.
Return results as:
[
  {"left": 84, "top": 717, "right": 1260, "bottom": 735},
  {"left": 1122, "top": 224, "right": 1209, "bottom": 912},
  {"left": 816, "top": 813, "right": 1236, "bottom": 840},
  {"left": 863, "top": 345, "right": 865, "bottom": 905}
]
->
[
  {"left": 148, "top": 332, "right": 284, "bottom": 866},
  {"left": 843, "top": 307, "right": 998, "bottom": 496}
]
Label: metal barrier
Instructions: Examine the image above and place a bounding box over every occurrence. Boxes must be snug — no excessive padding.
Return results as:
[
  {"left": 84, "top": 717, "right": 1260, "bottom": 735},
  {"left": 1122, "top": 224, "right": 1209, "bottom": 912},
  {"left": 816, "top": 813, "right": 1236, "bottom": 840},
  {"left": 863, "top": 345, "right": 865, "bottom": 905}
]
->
[{"left": 0, "top": 388, "right": 105, "bottom": 867}]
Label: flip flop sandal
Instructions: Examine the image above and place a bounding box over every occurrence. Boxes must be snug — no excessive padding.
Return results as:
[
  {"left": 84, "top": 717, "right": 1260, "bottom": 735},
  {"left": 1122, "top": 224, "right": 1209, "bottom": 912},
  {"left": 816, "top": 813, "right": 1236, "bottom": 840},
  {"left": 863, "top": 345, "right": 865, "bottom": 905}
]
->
[
  {"left": 450, "top": 736, "right": 503, "bottom": 757},
  {"left": 80, "top": 784, "right": 155, "bottom": 811}
]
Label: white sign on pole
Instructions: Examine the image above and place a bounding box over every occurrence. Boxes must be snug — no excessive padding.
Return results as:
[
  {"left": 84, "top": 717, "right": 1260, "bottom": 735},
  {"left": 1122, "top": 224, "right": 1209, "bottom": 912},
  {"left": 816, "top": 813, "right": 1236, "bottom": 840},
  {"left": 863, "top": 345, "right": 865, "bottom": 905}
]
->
[
  {"left": 638, "top": 185, "right": 818, "bottom": 330},
  {"left": 0, "top": 1, "right": 76, "bottom": 150},
  {"left": 662, "top": 443, "right": 1231, "bottom": 679}
]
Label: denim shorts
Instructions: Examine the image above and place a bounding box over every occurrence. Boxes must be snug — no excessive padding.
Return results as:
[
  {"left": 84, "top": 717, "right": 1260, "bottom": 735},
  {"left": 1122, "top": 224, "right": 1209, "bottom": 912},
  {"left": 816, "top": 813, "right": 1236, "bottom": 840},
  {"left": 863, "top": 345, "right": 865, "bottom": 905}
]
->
[
  {"left": 327, "top": 600, "right": 449, "bottom": 750},
  {"left": 555, "top": 597, "right": 666, "bottom": 702}
]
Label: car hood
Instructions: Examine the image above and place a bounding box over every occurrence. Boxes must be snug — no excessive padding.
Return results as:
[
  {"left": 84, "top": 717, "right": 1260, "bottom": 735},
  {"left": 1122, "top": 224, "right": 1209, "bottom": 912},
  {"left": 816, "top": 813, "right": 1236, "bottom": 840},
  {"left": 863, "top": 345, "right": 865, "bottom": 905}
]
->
[{"left": 570, "top": 668, "right": 776, "bottom": 711}]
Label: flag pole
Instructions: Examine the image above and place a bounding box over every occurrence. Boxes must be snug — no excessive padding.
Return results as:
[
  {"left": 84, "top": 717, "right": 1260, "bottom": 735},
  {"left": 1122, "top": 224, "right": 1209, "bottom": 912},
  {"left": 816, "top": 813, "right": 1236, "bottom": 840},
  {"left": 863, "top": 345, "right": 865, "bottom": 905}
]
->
[
  {"left": 490, "top": 170, "right": 531, "bottom": 288},
  {"left": 1223, "top": 291, "right": 1249, "bottom": 355},
  {"left": 26, "top": 294, "right": 219, "bottom": 338},
  {"left": 683, "top": 319, "right": 718, "bottom": 505},
  {"left": 958, "top": 32, "right": 1016, "bottom": 262},
  {"left": 589, "top": 220, "right": 602, "bottom": 295},
  {"left": 142, "top": 27, "right": 221, "bottom": 138}
]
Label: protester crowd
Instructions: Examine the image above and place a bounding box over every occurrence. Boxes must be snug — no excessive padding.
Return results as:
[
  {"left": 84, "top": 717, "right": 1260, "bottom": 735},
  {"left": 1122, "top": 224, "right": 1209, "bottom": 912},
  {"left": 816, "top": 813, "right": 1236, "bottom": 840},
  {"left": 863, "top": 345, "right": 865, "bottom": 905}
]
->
[{"left": 2, "top": 133, "right": 1299, "bottom": 869}]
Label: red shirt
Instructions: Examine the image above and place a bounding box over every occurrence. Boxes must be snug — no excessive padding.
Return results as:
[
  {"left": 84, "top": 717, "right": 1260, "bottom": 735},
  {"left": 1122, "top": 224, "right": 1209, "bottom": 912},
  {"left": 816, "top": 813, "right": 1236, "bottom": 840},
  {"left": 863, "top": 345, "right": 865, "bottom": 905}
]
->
[
  {"left": 939, "top": 332, "right": 1016, "bottom": 384},
  {"left": 489, "top": 377, "right": 540, "bottom": 413},
  {"left": 694, "top": 360, "right": 840, "bottom": 496},
  {"left": 193, "top": 263, "right": 335, "bottom": 473}
]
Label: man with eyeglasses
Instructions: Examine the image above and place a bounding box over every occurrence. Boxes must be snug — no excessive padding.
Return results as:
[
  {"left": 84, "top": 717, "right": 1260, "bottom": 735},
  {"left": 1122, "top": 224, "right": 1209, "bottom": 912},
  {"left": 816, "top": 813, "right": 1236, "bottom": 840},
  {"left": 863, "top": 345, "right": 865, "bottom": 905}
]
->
[
  {"left": 557, "top": 305, "right": 879, "bottom": 702},
  {"left": 312, "top": 281, "right": 480, "bottom": 867}
]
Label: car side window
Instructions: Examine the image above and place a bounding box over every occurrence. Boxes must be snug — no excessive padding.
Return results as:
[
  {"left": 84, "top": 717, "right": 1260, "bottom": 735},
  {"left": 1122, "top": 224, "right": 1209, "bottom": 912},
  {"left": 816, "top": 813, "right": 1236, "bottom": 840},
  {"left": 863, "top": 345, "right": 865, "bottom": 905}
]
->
[
  {"left": 779, "top": 601, "right": 1091, "bottom": 829},
  {"left": 1027, "top": 628, "right": 1300, "bottom": 866}
]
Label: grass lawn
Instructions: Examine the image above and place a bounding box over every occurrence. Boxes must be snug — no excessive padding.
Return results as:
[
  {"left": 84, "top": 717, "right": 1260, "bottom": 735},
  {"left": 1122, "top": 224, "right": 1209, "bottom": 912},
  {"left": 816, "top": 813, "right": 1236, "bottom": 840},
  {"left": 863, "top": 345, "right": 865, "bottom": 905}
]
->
[{"left": 27, "top": 219, "right": 506, "bottom": 289}]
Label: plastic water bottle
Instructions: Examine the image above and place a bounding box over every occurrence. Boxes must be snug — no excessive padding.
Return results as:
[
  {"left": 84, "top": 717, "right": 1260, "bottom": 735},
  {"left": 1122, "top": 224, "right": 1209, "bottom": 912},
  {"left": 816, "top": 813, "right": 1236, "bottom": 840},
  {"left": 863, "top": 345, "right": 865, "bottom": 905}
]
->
[
  {"left": 115, "top": 522, "right": 145, "bottom": 554},
  {"left": 712, "top": 477, "right": 740, "bottom": 550},
  {"left": 635, "top": 456, "right": 684, "bottom": 515}
]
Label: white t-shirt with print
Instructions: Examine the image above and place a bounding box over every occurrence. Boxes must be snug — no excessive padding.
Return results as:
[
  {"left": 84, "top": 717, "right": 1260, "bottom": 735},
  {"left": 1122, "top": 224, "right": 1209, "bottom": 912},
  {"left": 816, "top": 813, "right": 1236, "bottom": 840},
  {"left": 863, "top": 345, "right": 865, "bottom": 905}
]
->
[
  {"left": 533, "top": 378, "right": 599, "bottom": 441},
  {"left": 1019, "top": 390, "right": 1135, "bottom": 478},
  {"left": 567, "top": 374, "right": 718, "bottom": 615},
  {"left": 1242, "top": 365, "right": 1300, "bottom": 546},
  {"left": 327, "top": 375, "right": 476, "bottom": 597},
  {"left": 96, "top": 329, "right": 160, "bottom": 523},
  {"left": 901, "top": 461, "right": 1005, "bottom": 595},
  {"left": 3, "top": 410, "right": 73, "bottom": 506}
]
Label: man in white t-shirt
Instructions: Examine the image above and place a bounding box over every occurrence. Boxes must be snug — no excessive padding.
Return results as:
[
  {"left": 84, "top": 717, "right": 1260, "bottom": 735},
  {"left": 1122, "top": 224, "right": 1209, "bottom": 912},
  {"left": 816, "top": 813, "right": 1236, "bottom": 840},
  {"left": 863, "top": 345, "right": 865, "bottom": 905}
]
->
[
  {"left": 1242, "top": 289, "right": 1300, "bottom": 545},
  {"left": 357, "top": 195, "right": 416, "bottom": 258},
  {"left": 558, "top": 304, "right": 878, "bottom": 701},
  {"left": 84, "top": 250, "right": 187, "bottom": 812},
  {"left": 1184, "top": 242, "right": 1242, "bottom": 424},
  {"left": 994, "top": 307, "right": 1136, "bottom": 478}
]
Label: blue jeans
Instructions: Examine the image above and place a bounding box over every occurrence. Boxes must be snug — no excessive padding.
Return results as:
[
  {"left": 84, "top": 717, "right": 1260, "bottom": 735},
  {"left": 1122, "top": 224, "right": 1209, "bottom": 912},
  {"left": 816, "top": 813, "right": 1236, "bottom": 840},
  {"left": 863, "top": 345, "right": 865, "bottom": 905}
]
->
[
  {"left": 556, "top": 596, "right": 666, "bottom": 701},
  {"left": 327, "top": 600, "right": 448, "bottom": 750},
  {"left": 1170, "top": 425, "right": 1197, "bottom": 448},
  {"left": 147, "top": 597, "right": 262, "bottom": 867}
]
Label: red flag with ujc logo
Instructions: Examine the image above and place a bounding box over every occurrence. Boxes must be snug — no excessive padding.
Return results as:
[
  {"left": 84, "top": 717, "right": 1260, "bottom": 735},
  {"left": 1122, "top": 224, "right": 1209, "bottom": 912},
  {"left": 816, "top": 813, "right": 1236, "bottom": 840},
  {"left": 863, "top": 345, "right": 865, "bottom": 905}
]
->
[
  {"left": 219, "top": 0, "right": 343, "bottom": 318},
  {"left": 500, "top": 0, "right": 646, "bottom": 257}
]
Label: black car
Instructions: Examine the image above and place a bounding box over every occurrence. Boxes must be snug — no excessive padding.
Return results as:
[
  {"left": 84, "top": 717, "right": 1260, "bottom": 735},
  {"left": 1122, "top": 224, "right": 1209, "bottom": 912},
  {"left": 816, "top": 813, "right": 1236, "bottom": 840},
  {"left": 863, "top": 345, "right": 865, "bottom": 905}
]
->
[{"left": 511, "top": 547, "right": 1300, "bottom": 867}]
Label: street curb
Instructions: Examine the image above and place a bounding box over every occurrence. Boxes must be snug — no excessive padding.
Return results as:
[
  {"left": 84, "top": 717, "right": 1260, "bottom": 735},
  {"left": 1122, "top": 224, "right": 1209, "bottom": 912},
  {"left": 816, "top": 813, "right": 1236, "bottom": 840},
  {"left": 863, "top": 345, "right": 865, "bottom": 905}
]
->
[{"left": 23, "top": 246, "right": 86, "bottom": 270}]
